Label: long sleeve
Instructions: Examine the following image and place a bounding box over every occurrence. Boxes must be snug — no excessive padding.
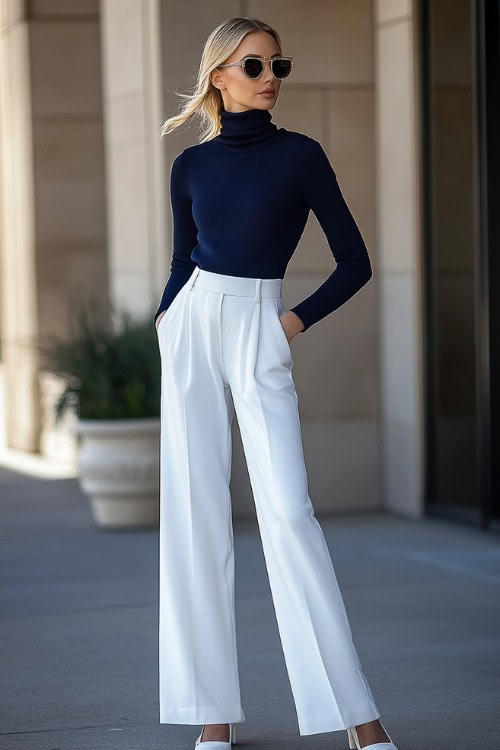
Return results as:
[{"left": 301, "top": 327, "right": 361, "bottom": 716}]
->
[
  {"left": 153, "top": 151, "right": 199, "bottom": 325},
  {"left": 290, "top": 138, "right": 372, "bottom": 333}
]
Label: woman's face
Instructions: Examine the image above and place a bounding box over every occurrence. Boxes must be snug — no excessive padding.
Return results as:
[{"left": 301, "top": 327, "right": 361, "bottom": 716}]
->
[{"left": 211, "top": 31, "right": 282, "bottom": 113}]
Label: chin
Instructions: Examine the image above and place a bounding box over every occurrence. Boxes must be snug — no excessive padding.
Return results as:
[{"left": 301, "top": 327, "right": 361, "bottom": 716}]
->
[{"left": 255, "top": 97, "right": 277, "bottom": 108}]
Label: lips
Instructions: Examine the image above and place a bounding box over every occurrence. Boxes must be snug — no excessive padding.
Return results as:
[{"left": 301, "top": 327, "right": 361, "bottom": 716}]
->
[{"left": 259, "top": 88, "right": 275, "bottom": 94}]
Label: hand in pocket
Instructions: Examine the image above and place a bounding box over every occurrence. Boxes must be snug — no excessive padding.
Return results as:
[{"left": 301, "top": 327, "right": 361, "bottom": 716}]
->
[{"left": 155, "top": 311, "right": 167, "bottom": 332}]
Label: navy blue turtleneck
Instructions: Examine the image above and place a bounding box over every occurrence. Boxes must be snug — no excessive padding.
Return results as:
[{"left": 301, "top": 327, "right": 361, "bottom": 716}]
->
[{"left": 153, "top": 103, "right": 372, "bottom": 332}]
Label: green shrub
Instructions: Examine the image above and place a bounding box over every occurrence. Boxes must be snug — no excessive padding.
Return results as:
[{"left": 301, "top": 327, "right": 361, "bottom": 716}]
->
[{"left": 38, "top": 300, "right": 161, "bottom": 423}]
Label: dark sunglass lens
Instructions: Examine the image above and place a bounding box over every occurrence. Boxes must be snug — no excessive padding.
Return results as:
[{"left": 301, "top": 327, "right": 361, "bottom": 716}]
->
[
  {"left": 244, "top": 58, "right": 264, "bottom": 78},
  {"left": 272, "top": 59, "right": 292, "bottom": 79}
]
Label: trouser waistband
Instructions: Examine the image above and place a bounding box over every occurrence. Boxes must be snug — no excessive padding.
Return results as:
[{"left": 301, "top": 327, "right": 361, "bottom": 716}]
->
[{"left": 188, "top": 266, "right": 283, "bottom": 302}]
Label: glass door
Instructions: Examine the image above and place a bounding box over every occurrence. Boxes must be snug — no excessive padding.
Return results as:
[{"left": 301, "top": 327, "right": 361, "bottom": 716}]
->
[{"left": 420, "top": 0, "right": 500, "bottom": 529}]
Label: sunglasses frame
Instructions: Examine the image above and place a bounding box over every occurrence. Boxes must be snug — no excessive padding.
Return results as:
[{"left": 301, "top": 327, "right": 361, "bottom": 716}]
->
[{"left": 218, "top": 55, "right": 295, "bottom": 80}]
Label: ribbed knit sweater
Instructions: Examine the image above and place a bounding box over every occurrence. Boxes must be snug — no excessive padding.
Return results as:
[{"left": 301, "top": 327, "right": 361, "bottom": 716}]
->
[{"left": 153, "top": 103, "right": 372, "bottom": 332}]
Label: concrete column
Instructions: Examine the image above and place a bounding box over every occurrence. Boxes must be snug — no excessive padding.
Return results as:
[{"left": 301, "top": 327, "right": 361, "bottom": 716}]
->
[
  {"left": 0, "top": 0, "right": 39, "bottom": 451},
  {"left": 374, "top": 0, "right": 424, "bottom": 516},
  {"left": 0, "top": 0, "right": 108, "bottom": 455},
  {"left": 99, "top": 0, "right": 167, "bottom": 321}
]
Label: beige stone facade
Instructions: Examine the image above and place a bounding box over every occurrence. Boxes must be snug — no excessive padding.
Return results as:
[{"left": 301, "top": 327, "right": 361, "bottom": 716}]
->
[{"left": 0, "top": 0, "right": 424, "bottom": 518}]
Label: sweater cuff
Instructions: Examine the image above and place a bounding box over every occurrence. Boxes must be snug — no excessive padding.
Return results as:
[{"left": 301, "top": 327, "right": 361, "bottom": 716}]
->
[{"left": 290, "top": 304, "right": 313, "bottom": 333}]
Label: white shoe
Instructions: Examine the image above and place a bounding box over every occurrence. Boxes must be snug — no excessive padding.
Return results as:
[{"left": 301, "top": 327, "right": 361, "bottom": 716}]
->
[
  {"left": 194, "top": 722, "right": 238, "bottom": 748},
  {"left": 347, "top": 721, "right": 398, "bottom": 750}
]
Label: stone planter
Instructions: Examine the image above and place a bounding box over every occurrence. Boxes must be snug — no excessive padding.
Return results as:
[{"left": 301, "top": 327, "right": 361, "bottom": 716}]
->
[{"left": 76, "top": 417, "right": 160, "bottom": 529}]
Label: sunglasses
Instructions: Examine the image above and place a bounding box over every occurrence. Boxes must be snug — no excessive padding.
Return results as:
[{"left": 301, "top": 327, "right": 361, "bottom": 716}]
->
[{"left": 218, "top": 55, "right": 294, "bottom": 81}]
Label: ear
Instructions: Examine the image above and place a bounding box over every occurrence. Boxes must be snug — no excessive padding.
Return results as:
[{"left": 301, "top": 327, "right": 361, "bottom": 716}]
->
[{"left": 211, "top": 69, "right": 224, "bottom": 90}]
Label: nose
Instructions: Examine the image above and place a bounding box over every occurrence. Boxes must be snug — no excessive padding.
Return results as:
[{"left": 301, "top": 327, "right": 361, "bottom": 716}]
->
[{"left": 261, "top": 61, "right": 275, "bottom": 81}]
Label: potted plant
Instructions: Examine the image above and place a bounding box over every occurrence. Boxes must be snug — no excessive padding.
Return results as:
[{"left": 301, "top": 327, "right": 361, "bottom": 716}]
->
[{"left": 38, "top": 299, "right": 161, "bottom": 529}]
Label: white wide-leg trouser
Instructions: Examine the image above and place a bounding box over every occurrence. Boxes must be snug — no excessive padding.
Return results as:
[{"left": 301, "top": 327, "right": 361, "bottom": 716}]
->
[{"left": 158, "top": 266, "right": 381, "bottom": 736}]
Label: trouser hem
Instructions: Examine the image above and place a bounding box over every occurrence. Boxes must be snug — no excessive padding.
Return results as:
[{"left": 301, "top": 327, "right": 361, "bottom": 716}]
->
[
  {"left": 159, "top": 706, "right": 246, "bottom": 725},
  {"left": 298, "top": 705, "right": 381, "bottom": 736}
]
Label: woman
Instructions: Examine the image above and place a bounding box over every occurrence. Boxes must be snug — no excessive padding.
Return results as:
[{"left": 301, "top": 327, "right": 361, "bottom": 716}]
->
[{"left": 154, "top": 16, "right": 399, "bottom": 750}]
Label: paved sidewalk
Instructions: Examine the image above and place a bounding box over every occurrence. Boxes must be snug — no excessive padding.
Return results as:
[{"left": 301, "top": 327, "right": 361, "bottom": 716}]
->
[{"left": 1, "top": 472, "right": 499, "bottom": 750}]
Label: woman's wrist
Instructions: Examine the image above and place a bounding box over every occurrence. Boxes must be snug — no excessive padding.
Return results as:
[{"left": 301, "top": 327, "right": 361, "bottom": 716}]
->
[{"left": 280, "top": 310, "right": 305, "bottom": 341}]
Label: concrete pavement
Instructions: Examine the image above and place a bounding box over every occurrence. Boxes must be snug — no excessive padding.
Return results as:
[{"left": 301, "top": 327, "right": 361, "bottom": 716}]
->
[{"left": 1, "top": 472, "right": 499, "bottom": 749}]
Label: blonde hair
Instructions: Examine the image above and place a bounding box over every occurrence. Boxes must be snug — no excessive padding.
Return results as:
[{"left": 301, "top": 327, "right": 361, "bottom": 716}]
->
[{"left": 159, "top": 16, "right": 282, "bottom": 143}]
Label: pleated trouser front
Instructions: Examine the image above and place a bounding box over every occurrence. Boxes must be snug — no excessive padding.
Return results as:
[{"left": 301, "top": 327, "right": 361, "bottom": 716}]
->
[{"left": 157, "top": 265, "right": 381, "bottom": 736}]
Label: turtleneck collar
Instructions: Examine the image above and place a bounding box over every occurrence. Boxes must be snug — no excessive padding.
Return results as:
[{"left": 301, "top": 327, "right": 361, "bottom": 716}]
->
[{"left": 214, "top": 102, "right": 279, "bottom": 151}]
